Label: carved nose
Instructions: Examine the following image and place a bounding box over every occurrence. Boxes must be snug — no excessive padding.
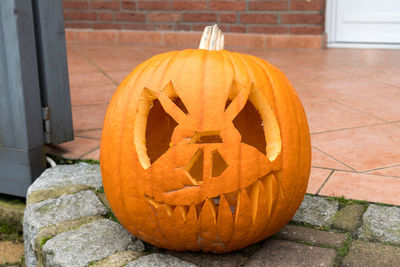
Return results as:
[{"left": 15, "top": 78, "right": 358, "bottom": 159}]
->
[
  {"left": 191, "top": 131, "right": 223, "bottom": 144},
  {"left": 184, "top": 147, "right": 228, "bottom": 185}
]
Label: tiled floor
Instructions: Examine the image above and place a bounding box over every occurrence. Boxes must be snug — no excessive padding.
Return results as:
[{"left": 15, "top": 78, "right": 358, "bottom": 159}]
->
[{"left": 48, "top": 42, "right": 400, "bottom": 205}]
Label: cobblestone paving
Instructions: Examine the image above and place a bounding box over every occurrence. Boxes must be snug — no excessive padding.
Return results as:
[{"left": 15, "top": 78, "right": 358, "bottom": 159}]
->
[{"left": 1, "top": 163, "right": 399, "bottom": 266}]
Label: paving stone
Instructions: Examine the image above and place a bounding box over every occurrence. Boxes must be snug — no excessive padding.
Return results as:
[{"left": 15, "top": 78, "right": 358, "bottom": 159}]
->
[
  {"left": 341, "top": 241, "right": 400, "bottom": 267},
  {"left": 332, "top": 204, "right": 364, "bottom": 234},
  {"left": 0, "top": 241, "right": 24, "bottom": 265},
  {"left": 169, "top": 251, "right": 243, "bottom": 267},
  {"left": 23, "top": 190, "right": 108, "bottom": 267},
  {"left": 358, "top": 204, "right": 400, "bottom": 244},
  {"left": 42, "top": 219, "right": 145, "bottom": 267},
  {"left": 92, "top": 250, "right": 143, "bottom": 267},
  {"left": 27, "top": 163, "right": 102, "bottom": 204},
  {"left": 245, "top": 239, "right": 337, "bottom": 267},
  {"left": 292, "top": 195, "right": 339, "bottom": 227},
  {"left": 277, "top": 224, "right": 348, "bottom": 247},
  {"left": 126, "top": 253, "right": 196, "bottom": 267}
]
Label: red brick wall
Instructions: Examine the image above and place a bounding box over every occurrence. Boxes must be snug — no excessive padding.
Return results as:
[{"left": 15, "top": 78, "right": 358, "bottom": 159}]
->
[{"left": 63, "top": 0, "right": 326, "bottom": 35}]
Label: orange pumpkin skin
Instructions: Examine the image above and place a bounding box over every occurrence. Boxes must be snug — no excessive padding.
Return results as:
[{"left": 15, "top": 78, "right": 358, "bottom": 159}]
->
[{"left": 100, "top": 49, "right": 311, "bottom": 253}]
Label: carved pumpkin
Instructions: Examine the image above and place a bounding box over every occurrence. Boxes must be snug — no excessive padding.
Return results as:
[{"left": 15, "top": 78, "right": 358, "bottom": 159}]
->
[{"left": 101, "top": 25, "right": 311, "bottom": 253}]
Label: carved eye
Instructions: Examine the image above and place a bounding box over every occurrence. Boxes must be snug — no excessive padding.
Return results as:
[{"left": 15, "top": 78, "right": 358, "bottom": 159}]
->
[
  {"left": 145, "top": 99, "right": 177, "bottom": 165},
  {"left": 224, "top": 81, "right": 281, "bottom": 162},
  {"left": 134, "top": 83, "right": 189, "bottom": 169},
  {"left": 231, "top": 101, "right": 266, "bottom": 155}
]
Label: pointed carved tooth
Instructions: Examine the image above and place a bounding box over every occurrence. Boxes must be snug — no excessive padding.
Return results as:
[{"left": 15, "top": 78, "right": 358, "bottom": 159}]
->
[
  {"left": 198, "top": 199, "right": 218, "bottom": 250},
  {"left": 195, "top": 202, "right": 204, "bottom": 219},
  {"left": 170, "top": 205, "right": 199, "bottom": 251},
  {"left": 225, "top": 191, "right": 237, "bottom": 215},
  {"left": 199, "top": 199, "right": 217, "bottom": 225},
  {"left": 188, "top": 204, "right": 198, "bottom": 222},
  {"left": 262, "top": 174, "right": 279, "bottom": 218},
  {"left": 234, "top": 189, "right": 251, "bottom": 226},
  {"left": 176, "top": 205, "right": 189, "bottom": 221},
  {"left": 227, "top": 189, "right": 252, "bottom": 251},
  {"left": 163, "top": 204, "right": 174, "bottom": 217},
  {"left": 217, "top": 195, "right": 234, "bottom": 243},
  {"left": 249, "top": 181, "right": 260, "bottom": 223}
]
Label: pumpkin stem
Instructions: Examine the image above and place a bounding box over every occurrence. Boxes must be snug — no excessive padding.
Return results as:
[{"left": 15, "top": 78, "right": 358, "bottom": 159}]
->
[{"left": 199, "top": 24, "right": 224, "bottom": 51}]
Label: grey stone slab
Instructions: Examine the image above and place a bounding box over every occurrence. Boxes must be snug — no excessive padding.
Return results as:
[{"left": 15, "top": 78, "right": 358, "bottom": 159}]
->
[
  {"left": 92, "top": 250, "right": 143, "bottom": 267},
  {"left": 358, "top": 204, "right": 400, "bottom": 245},
  {"left": 341, "top": 241, "right": 400, "bottom": 267},
  {"left": 126, "top": 254, "right": 196, "bottom": 267},
  {"left": 27, "top": 163, "right": 102, "bottom": 203},
  {"left": 245, "top": 239, "right": 337, "bottom": 267},
  {"left": 332, "top": 204, "right": 365, "bottom": 234},
  {"left": 292, "top": 195, "right": 339, "bottom": 227},
  {"left": 23, "top": 190, "right": 108, "bottom": 267},
  {"left": 169, "top": 251, "right": 243, "bottom": 267},
  {"left": 42, "top": 219, "right": 145, "bottom": 267},
  {"left": 277, "top": 224, "right": 348, "bottom": 247}
]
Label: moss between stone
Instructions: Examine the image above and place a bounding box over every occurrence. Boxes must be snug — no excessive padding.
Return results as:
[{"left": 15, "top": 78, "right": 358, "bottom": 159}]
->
[
  {"left": 40, "top": 236, "right": 52, "bottom": 248},
  {"left": 0, "top": 195, "right": 25, "bottom": 242},
  {"left": 95, "top": 187, "right": 105, "bottom": 194},
  {"left": 332, "top": 204, "right": 366, "bottom": 235},
  {"left": 50, "top": 156, "right": 100, "bottom": 165},
  {"left": 288, "top": 220, "right": 332, "bottom": 231},
  {"left": 325, "top": 196, "right": 369, "bottom": 208},
  {"left": 34, "top": 214, "right": 105, "bottom": 266},
  {"left": 334, "top": 235, "right": 353, "bottom": 267},
  {"left": 27, "top": 184, "right": 93, "bottom": 205}
]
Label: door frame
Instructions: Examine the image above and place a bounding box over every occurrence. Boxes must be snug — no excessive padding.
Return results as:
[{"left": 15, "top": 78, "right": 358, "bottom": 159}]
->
[{"left": 325, "top": 0, "right": 400, "bottom": 49}]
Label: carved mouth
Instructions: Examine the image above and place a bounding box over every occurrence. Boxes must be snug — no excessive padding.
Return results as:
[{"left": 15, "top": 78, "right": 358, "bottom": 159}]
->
[{"left": 145, "top": 173, "right": 279, "bottom": 224}]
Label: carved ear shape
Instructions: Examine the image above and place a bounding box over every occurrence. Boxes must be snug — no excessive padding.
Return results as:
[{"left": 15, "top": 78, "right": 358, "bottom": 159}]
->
[
  {"left": 224, "top": 80, "right": 252, "bottom": 122},
  {"left": 156, "top": 81, "right": 189, "bottom": 125}
]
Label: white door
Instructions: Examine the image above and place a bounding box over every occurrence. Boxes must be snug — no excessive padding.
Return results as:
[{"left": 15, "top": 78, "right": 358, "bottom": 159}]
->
[{"left": 326, "top": 0, "right": 400, "bottom": 48}]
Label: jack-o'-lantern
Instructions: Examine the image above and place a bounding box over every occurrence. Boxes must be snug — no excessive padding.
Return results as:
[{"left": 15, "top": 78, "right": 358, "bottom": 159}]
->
[{"left": 101, "top": 25, "right": 311, "bottom": 253}]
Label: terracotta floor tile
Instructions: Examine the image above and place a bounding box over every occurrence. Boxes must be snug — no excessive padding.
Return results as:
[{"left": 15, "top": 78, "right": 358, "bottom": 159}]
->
[
  {"left": 70, "top": 85, "right": 117, "bottom": 106},
  {"left": 319, "top": 171, "right": 400, "bottom": 205},
  {"left": 282, "top": 66, "right": 350, "bottom": 85},
  {"left": 72, "top": 104, "right": 108, "bottom": 131},
  {"left": 340, "top": 89, "right": 400, "bottom": 122},
  {"left": 74, "top": 129, "right": 103, "bottom": 140},
  {"left": 66, "top": 52, "right": 99, "bottom": 74},
  {"left": 82, "top": 148, "right": 100, "bottom": 161},
  {"left": 370, "top": 68, "right": 400, "bottom": 88},
  {"left": 311, "top": 148, "right": 352, "bottom": 171},
  {"left": 368, "top": 165, "right": 400, "bottom": 178},
  {"left": 69, "top": 71, "right": 115, "bottom": 88},
  {"left": 311, "top": 124, "right": 400, "bottom": 172},
  {"left": 46, "top": 137, "right": 100, "bottom": 159},
  {"left": 106, "top": 70, "right": 132, "bottom": 85},
  {"left": 302, "top": 95, "right": 380, "bottom": 134},
  {"left": 303, "top": 75, "right": 398, "bottom": 101},
  {"left": 306, "top": 167, "right": 332, "bottom": 194},
  {"left": 83, "top": 56, "right": 142, "bottom": 73}
]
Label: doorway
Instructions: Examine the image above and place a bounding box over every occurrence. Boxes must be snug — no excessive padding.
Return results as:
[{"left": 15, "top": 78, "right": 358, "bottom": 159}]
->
[{"left": 326, "top": 0, "right": 400, "bottom": 48}]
